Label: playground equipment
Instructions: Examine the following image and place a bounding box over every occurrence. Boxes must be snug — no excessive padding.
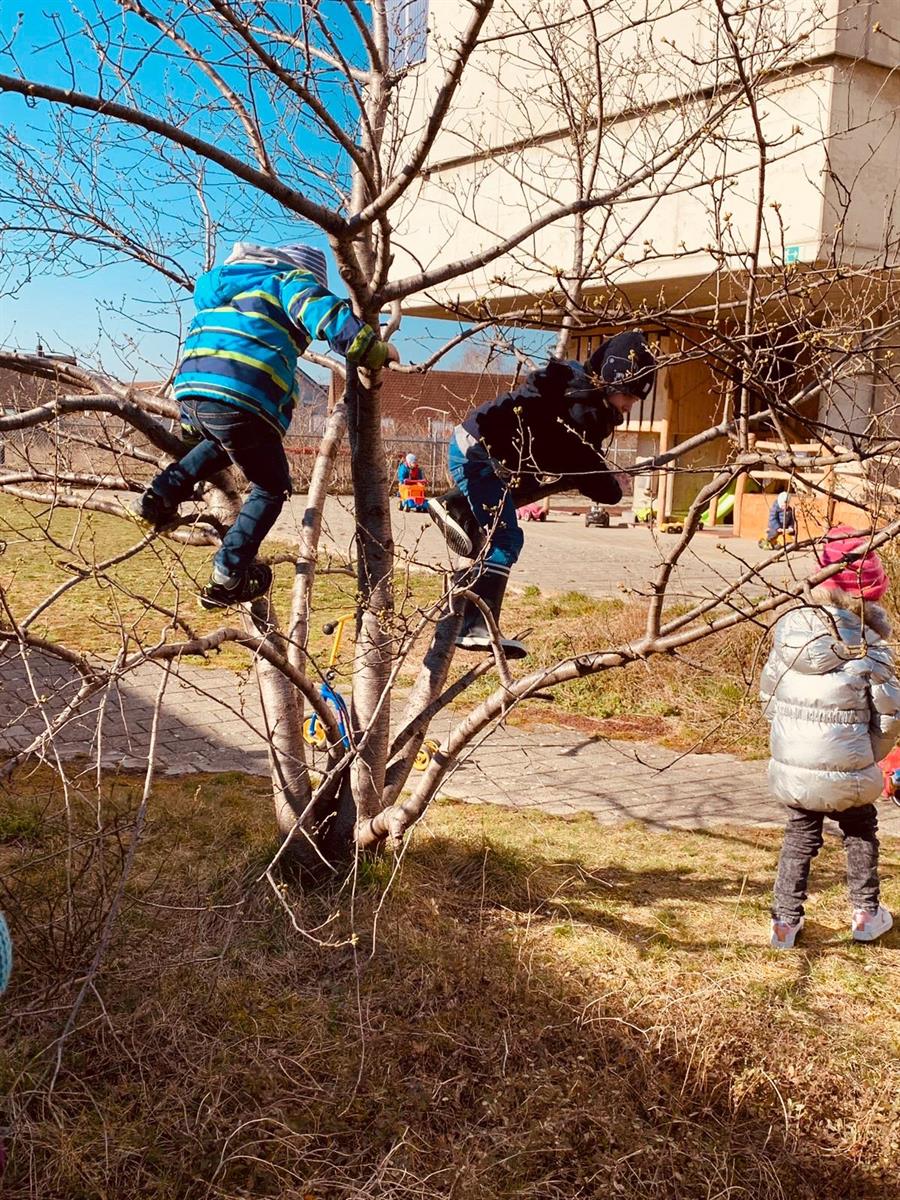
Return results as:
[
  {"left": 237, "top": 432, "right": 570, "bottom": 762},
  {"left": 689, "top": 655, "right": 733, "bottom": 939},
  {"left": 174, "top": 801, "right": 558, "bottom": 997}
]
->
[
  {"left": 634, "top": 499, "right": 657, "bottom": 524},
  {"left": 699, "top": 481, "right": 737, "bottom": 528},
  {"left": 517, "top": 502, "right": 548, "bottom": 522},
  {"left": 757, "top": 530, "right": 796, "bottom": 550},
  {"left": 398, "top": 481, "right": 428, "bottom": 512},
  {"left": 303, "top": 616, "right": 437, "bottom": 771},
  {"left": 634, "top": 499, "right": 683, "bottom": 533}
]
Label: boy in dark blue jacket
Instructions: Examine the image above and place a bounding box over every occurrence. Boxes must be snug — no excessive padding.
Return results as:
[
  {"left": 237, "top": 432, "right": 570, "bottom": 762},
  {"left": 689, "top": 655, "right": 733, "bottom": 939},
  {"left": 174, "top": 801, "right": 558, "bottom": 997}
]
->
[
  {"left": 133, "top": 241, "right": 398, "bottom": 608},
  {"left": 428, "top": 331, "right": 655, "bottom": 658}
]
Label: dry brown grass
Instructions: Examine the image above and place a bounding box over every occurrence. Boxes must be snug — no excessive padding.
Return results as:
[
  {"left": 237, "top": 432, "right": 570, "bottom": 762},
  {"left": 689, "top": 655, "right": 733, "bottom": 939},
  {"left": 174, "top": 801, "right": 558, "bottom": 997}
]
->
[
  {"left": 2, "top": 767, "right": 898, "bottom": 1199},
  {"left": 475, "top": 587, "right": 773, "bottom": 759}
]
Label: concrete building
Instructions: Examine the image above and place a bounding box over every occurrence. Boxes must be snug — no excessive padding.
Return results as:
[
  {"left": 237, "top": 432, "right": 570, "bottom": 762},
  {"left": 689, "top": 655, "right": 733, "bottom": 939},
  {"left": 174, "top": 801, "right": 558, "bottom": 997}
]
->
[{"left": 393, "top": 0, "right": 900, "bottom": 532}]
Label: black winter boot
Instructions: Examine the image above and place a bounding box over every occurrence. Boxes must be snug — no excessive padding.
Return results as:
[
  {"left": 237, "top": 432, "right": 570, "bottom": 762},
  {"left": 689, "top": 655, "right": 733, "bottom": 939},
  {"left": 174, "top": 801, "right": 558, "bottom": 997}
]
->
[
  {"left": 199, "top": 561, "right": 273, "bottom": 610},
  {"left": 455, "top": 565, "right": 527, "bottom": 659},
  {"left": 130, "top": 489, "right": 180, "bottom": 531},
  {"left": 427, "top": 487, "right": 486, "bottom": 558}
]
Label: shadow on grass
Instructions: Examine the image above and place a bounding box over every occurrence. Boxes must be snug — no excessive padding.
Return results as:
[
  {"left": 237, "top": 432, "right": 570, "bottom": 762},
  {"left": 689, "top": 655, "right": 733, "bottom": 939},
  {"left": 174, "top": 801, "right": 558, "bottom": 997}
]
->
[{"left": 1, "top": 792, "right": 896, "bottom": 1200}]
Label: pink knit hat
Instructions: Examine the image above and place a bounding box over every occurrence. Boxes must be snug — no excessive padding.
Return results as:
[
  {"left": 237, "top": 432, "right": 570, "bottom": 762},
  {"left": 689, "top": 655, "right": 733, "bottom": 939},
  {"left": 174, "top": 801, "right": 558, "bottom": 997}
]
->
[{"left": 817, "top": 526, "right": 889, "bottom": 600}]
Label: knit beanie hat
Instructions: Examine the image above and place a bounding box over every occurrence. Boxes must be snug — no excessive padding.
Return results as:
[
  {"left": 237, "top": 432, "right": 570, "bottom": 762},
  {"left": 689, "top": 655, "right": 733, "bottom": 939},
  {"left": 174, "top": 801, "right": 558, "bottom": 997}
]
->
[
  {"left": 224, "top": 241, "right": 329, "bottom": 288},
  {"left": 817, "top": 526, "right": 889, "bottom": 600},
  {"left": 585, "top": 331, "right": 655, "bottom": 399}
]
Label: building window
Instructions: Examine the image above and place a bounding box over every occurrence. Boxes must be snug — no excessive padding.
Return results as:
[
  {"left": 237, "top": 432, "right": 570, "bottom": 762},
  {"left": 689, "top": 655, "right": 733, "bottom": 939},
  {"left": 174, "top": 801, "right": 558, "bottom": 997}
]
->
[{"left": 386, "top": 0, "right": 428, "bottom": 69}]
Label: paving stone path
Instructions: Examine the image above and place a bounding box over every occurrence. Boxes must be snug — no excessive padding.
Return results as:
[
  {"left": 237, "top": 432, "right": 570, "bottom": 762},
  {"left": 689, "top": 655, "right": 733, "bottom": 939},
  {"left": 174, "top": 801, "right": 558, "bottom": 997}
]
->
[
  {"left": 3, "top": 647, "right": 897, "bottom": 836},
  {"left": 273, "top": 495, "right": 819, "bottom": 602}
]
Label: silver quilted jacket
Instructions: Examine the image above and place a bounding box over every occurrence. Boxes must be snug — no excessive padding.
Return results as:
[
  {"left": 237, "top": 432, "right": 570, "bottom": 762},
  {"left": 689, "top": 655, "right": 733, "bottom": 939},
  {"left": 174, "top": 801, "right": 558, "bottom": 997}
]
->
[{"left": 760, "top": 601, "right": 900, "bottom": 811}]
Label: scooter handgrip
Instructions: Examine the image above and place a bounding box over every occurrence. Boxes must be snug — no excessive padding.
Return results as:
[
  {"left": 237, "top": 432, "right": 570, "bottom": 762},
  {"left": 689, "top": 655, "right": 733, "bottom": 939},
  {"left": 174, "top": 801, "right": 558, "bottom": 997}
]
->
[{"left": 322, "top": 621, "right": 336, "bottom": 635}]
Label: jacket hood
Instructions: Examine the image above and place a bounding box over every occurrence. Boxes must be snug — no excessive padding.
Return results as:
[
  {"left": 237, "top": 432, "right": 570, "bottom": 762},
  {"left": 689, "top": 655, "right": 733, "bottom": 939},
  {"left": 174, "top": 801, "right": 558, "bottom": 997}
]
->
[
  {"left": 559, "top": 360, "right": 624, "bottom": 426},
  {"left": 193, "top": 262, "right": 285, "bottom": 310},
  {"left": 775, "top": 603, "right": 887, "bottom": 676}
]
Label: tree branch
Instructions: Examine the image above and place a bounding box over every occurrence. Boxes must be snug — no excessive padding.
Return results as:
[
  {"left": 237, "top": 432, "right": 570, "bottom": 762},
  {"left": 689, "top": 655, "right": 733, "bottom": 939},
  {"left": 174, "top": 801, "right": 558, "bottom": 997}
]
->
[{"left": 0, "top": 72, "right": 346, "bottom": 234}]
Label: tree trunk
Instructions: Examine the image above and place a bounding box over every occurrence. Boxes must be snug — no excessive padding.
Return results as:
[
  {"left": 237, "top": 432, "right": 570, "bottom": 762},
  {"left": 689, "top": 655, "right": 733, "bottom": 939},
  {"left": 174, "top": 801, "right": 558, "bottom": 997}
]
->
[{"left": 345, "top": 365, "right": 394, "bottom": 825}]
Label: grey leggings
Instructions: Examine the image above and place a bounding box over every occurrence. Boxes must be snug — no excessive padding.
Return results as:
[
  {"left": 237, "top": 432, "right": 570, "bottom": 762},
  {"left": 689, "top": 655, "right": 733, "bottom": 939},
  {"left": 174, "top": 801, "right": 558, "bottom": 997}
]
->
[{"left": 772, "top": 804, "right": 880, "bottom": 924}]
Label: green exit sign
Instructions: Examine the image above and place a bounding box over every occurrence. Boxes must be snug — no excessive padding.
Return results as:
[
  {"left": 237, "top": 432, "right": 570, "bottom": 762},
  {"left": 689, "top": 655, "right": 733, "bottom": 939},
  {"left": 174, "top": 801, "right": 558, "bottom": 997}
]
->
[{"left": 784, "top": 246, "right": 800, "bottom": 263}]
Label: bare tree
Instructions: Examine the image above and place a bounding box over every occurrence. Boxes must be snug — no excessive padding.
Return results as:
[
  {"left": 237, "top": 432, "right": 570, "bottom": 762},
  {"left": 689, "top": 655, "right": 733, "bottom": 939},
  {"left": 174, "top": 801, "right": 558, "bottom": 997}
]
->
[{"left": 1, "top": 0, "right": 899, "bottom": 877}]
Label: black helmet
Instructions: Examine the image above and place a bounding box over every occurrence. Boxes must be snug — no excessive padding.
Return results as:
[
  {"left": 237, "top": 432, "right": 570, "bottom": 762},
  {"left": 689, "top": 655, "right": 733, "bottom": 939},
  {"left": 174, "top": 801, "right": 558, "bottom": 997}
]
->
[{"left": 585, "top": 332, "right": 655, "bottom": 400}]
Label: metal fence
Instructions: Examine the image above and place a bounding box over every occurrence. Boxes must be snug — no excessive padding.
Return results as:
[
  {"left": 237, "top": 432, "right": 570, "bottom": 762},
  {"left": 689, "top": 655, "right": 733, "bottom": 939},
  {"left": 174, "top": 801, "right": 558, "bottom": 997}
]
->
[
  {"left": 0, "top": 420, "right": 455, "bottom": 493},
  {"left": 1, "top": 420, "right": 650, "bottom": 501}
]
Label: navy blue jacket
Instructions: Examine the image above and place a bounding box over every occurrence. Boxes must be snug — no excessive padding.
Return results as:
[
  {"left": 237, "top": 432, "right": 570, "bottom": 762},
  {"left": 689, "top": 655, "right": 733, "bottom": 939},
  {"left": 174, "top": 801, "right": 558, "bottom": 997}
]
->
[{"left": 460, "top": 359, "right": 623, "bottom": 503}]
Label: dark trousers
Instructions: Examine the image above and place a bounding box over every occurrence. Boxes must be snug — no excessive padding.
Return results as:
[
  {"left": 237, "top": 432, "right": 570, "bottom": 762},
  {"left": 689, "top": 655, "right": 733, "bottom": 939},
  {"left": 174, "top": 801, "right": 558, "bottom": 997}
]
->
[
  {"left": 150, "top": 398, "right": 291, "bottom": 577},
  {"left": 772, "top": 804, "right": 880, "bottom": 923},
  {"left": 448, "top": 437, "right": 524, "bottom": 570}
]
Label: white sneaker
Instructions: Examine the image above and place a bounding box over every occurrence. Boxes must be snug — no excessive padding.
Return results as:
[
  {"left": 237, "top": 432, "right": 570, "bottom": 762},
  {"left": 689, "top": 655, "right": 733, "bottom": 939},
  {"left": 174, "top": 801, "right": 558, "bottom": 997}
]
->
[
  {"left": 851, "top": 906, "right": 893, "bottom": 943},
  {"left": 426, "top": 492, "right": 483, "bottom": 558},
  {"left": 770, "top": 915, "right": 804, "bottom": 949}
]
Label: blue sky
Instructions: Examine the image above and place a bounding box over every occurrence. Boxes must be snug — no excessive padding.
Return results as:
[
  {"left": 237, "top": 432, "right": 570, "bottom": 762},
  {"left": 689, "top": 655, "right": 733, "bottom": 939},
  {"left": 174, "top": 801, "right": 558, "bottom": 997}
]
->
[{"left": 0, "top": 3, "right": 551, "bottom": 382}]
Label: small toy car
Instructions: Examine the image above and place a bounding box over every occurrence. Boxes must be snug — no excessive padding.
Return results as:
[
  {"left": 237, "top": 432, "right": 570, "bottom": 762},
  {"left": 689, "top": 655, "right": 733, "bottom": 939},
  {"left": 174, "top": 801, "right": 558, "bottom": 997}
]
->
[
  {"left": 758, "top": 531, "right": 794, "bottom": 550},
  {"left": 398, "top": 481, "right": 428, "bottom": 512},
  {"left": 584, "top": 504, "right": 610, "bottom": 528}
]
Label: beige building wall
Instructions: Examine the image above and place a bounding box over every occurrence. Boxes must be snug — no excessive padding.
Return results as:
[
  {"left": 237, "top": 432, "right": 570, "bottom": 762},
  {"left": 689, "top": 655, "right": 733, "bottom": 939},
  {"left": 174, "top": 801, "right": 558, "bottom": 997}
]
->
[
  {"left": 391, "top": 1, "right": 900, "bottom": 518},
  {"left": 394, "top": 0, "right": 900, "bottom": 314}
]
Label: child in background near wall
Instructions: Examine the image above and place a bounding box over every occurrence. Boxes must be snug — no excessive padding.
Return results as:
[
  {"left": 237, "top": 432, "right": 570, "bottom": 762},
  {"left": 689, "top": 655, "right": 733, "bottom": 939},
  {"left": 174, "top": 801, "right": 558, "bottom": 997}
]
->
[
  {"left": 761, "top": 490, "right": 796, "bottom": 549},
  {"left": 132, "top": 241, "right": 398, "bottom": 610},
  {"left": 761, "top": 527, "right": 899, "bottom": 948},
  {"left": 397, "top": 453, "right": 424, "bottom": 484}
]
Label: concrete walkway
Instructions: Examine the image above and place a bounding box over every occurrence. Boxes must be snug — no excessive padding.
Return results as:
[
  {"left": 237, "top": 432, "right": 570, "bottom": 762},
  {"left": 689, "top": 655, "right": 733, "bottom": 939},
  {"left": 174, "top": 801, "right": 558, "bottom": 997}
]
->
[{"left": 3, "top": 647, "right": 897, "bottom": 836}]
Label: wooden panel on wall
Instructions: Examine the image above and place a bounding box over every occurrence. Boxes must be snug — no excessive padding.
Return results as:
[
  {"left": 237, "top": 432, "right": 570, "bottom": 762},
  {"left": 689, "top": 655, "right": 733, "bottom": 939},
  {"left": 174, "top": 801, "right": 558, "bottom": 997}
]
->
[
  {"left": 665, "top": 344, "right": 729, "bottom": 515},
  {"left": 739, "top": 493, "right": 881, "bottom": 542}
]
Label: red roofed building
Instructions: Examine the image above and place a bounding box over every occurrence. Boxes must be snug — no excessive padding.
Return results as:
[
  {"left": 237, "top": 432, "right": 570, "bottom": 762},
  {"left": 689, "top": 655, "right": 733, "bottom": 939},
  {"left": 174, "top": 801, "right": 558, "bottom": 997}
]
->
[
  {"left": 376, "top": 368, "right": 515, "bottom": 440},
  {"left": 311, "top": 367, "right": 517, "bottom": 490}
]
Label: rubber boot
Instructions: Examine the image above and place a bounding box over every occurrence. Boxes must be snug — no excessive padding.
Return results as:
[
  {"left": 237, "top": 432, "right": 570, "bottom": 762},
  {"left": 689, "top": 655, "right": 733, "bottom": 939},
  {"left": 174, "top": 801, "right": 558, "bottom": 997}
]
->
[
  {"left": 199, "top": 561, "right": 273, "bottom": 610},
  {"left": 427, "top": 487, "right": 486, "bottom": 558},
  {"left": 455, "top": 565, "right": 527, "bottom": 659},
  {"left": 130, "top": 488, "right": 180, "bottom": 531}
]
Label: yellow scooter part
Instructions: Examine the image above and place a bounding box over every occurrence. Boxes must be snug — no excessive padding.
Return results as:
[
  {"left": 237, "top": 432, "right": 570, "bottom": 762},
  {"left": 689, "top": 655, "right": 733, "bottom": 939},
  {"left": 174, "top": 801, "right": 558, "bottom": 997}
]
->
[
  {"left": 302, "top": 715, "right": 328, "bottom": 748},
  {"left": 414, "top": 739, "right": 440, "bottom": 772}
]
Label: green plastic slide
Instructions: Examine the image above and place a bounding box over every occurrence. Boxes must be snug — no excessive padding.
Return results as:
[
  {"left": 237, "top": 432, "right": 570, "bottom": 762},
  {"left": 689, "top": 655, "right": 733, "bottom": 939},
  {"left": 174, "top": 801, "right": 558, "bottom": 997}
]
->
[{"left": 700, "top": 482, "right": 736, "bottom": 525}]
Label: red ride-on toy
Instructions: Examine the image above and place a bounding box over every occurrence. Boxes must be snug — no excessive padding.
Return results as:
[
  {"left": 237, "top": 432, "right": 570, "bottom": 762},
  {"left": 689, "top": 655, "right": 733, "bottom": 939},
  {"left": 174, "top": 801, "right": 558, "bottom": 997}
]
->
[
  {"left": 517, "top": 501, "right": 549, "bottom": 522},
  {"left": 398, "top": 481, "right": 428, "bottom": 513}
]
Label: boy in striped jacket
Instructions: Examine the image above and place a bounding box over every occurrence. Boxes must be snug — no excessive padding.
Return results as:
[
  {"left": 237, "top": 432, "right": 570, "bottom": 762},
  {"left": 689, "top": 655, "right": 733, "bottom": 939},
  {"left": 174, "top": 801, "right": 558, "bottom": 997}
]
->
[{"left": 133, "top": 242, "right": 398, "bottom": 608}]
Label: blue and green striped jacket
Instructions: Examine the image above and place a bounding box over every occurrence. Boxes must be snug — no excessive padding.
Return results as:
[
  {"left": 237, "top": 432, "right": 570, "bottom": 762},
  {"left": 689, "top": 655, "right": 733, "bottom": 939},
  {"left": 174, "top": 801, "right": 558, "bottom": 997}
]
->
[{"left": 173, "top": 262, "right": 386, "bottom": 433}]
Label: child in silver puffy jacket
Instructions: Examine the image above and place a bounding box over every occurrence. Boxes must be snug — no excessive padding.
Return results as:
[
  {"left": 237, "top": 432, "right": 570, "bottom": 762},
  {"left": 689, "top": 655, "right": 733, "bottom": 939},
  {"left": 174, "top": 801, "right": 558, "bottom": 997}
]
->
[{"left": 760, "top": 527, "right": 900, "bottom": 949}]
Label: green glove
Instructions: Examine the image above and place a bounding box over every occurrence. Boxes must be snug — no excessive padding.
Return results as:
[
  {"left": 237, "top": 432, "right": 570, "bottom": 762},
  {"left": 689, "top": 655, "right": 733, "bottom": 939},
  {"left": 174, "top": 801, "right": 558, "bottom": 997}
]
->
[{"left": 360, "top": 336, "right": 399, "bottom": 371}]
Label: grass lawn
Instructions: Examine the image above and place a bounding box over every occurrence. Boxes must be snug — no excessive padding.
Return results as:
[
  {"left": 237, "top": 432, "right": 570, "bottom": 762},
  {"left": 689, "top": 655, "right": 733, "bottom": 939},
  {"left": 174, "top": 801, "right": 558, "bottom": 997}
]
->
[
  {"left": 1, "top": 767, "right": 898, "bottom": 1199},
  {"left": 0, "top": 495, "right": 774, "bottom": 758},
  {"left": 0, "top": 494, "right": 434, "bottom": 671}
]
